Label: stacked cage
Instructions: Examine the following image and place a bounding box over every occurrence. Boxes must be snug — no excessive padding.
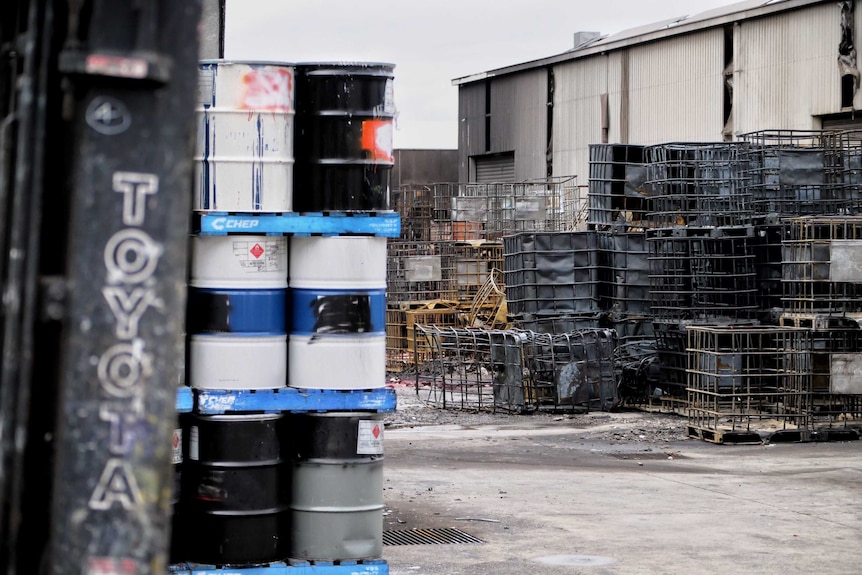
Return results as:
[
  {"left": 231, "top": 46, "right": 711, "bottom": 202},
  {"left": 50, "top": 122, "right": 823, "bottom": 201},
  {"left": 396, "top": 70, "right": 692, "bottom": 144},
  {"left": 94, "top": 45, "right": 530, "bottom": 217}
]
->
[
  {"left": 499, "top": 229, "right": 620, "bottom": 410},
  {"left": 741, "top": 130, "right": 862, "bottom": 437},
  {"left": 503, "top": 231, "right": 601, "bottom": 329},
  {"left": 385, "top": 179, "right": 579, "bottom": 371},
  {"left": 742, "top": 130, "right": 862, "bottom": 314},
  {"left": 643, "top": 143, "right": 757, "bottom": 406},
  {"left": 173, "top": 60, "right": 395, "bottom": 573},
  {"left": 779, "top": 216, "right": 862, "bottom": 420},
  {"left": 587, "top": 144, "right": 657, "bottom": 405}
]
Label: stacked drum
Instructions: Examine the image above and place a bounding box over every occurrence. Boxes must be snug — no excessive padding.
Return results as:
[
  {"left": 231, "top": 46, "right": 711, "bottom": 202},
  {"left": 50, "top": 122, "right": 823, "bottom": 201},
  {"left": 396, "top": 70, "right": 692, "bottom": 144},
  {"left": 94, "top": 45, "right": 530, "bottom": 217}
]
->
[
  {"left": 287, "top": 61, "right": 393, "bottom": 562},
  {"left": 172, "top": 59, "right": 394, "bottom": 570}
]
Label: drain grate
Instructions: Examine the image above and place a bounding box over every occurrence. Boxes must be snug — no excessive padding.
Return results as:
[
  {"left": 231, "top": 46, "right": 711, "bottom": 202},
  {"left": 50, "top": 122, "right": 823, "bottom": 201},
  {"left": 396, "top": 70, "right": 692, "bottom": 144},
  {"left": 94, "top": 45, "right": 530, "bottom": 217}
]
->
[{"left": 383, "top": 527, "right": 484, "bottom": 546}]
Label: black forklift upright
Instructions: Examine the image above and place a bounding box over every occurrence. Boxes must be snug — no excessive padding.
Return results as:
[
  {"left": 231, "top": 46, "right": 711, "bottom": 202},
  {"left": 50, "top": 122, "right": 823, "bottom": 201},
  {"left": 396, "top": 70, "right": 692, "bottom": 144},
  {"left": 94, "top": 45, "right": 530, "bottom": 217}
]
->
[{"left": 46, "top": 2, "right": 202, "bottom": 575}]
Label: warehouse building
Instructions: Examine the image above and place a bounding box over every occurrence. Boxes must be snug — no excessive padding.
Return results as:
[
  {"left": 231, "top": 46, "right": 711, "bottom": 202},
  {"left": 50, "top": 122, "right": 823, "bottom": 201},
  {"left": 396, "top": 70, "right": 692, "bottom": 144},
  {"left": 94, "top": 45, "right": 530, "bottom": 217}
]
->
[{"left": 452, "top": 0, "right": 860, "bottom": 188}]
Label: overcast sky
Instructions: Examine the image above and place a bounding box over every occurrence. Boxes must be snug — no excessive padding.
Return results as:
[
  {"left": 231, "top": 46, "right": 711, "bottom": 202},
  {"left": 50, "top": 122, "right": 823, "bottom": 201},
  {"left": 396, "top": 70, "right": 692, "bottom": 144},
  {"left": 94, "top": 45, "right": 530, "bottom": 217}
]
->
[{"left": 225, "top": 0, "right": 743, "bottom": 149}]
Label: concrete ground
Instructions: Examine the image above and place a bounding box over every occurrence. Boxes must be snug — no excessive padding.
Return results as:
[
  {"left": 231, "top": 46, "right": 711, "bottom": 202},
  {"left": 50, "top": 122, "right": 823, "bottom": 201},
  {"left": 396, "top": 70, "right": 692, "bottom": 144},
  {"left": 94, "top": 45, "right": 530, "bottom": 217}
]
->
[{"left": 381, "top": 411, "right": 862, "bottom": 575}]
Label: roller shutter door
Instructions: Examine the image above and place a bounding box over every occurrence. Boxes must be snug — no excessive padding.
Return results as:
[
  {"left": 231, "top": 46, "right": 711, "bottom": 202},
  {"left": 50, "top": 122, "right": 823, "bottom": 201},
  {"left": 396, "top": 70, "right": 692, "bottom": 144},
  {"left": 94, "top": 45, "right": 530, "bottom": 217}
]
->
[{"left": 474, "top": 153, "right": 515, "bottom": 182}]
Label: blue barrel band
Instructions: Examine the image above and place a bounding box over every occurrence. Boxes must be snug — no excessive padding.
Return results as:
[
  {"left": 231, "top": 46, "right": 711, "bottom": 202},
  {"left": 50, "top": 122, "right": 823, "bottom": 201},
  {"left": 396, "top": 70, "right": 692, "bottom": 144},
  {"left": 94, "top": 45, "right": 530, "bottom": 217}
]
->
[
  {"left": 290, "top": 288, "right": 385, "bottom": 335},
  {"left": 188, "top": 288, "right": 287, "bottom": 334}
]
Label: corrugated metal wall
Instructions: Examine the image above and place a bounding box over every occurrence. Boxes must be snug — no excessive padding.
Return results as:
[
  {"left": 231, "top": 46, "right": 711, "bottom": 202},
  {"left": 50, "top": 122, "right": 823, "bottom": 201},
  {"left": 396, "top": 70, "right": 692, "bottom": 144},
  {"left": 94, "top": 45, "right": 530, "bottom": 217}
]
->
[
  {"left": 627, "top": 28, "right": 725, "bottom": 144},
  {"left": 457, "top": 82, "right": 486, "bottom": 180},
  {"left": 488, "top": 69, "right": 547, "bottom": 181},
  {"left": 553, "top": 55, "right": 610, "bottom": 184},
  {"left": 733, "top": 3, "right": 840, "bottom": 133}
]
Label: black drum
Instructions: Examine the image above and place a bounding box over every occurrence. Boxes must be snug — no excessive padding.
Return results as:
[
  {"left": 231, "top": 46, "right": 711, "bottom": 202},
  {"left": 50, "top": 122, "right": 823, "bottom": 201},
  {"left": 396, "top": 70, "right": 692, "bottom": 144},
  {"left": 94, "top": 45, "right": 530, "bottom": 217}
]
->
[
  {"left": 293, "top": 62, "right": 395, "bottom": 212},
  {"left": 176, "top": 413, "right": 290, "bottom": 565}
]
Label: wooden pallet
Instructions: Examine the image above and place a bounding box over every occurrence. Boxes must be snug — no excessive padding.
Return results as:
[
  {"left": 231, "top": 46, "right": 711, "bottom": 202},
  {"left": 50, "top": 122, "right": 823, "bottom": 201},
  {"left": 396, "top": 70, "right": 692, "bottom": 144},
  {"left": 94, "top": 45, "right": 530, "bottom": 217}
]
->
[{"left": 686, "top": 425, "right": 763, "bottom": 445}]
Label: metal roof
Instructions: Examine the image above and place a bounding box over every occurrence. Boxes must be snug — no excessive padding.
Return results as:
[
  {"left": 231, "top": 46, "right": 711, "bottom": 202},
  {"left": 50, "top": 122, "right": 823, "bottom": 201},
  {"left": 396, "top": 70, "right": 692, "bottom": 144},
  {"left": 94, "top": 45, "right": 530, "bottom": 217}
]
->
[{"left": 452, "top": 0, "right": 825, "bottom": 85}]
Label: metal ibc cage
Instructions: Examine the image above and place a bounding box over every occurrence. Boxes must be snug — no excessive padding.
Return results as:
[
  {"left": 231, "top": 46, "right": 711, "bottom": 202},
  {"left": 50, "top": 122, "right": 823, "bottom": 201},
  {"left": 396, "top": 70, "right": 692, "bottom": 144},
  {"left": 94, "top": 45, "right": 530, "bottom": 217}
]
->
[
  {"left": 411, "top": 326, "right": 617, "bottom": 413},
  {"left": 449, "top": 177, "right": 581, "bottom": 240},
  {"left": 439, "top": 241, "right": 504, "bottom": 305},
  {"left": 644, "top": 142, "right": 752, "bottom": 228},
  {"left": 386, "top": 240, "right": 457, "bottom": 304},
  {"left": 587, "top": 144, "right": 648, "bottom": 230},
  {"left": 391, "top": 184, "right": 457, "bottom": 242},
  {"left": 646, "top": 227, "right": 759, "bottom": 324},
  {"left": 520, "top": 328, "right": 618, "bottom": 412},
  {"left": 686, "top": 325, "right": 813, "bottom": 442},
  {"left": 503, "top": 231, "right": 601, "bottom": 317},
  {"left": 597, "top": 231, "right": 651, "bottom": 318},
  {"left": 781, "top": 216, "right": 862, "bottom": 317},
  {"left": 740, "top": 129, "right": 862, "bottom": 217},
  {"left": 412, "top": 326, "right": 528, "bottom": 412}
]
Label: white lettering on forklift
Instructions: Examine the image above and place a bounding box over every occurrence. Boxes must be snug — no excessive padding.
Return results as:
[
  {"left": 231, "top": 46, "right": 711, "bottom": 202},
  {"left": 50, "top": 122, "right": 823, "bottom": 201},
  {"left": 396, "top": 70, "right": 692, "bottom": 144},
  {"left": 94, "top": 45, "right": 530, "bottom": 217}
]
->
[
  {"left": 103, "top": 228, "right": 162, "bottom": 284},
  {"left": 97, "top": 342, "right": 153, "bottom": 399},
  {"left": 88, "top": 458, "right": 143, "bottom": 511},
  {"left": 99, "top": 405, "right": 137, "bottom": 454},
  {"left": 112, "top": 172, "right": 159, "bottom": 226},
  {"left": 89, "top": 170, "right": 163, "bottom": 513},
  {"left": 102, "top": 287, "right": 160, "bottom": 339}
]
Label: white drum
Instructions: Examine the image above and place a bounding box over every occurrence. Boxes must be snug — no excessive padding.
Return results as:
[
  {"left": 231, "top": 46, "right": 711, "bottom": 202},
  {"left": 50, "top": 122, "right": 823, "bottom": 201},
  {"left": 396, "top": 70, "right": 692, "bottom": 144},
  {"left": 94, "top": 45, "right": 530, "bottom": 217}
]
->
[
  {"left": 289, "top": 236, "right": 387, "bottom": 289},
  {"left": 288, "top": 333, "right": 385, "bottom": 390},
  {"left": 195, "top": 60, "right": 294, "bottom": 213},
  {"left": 189, "top": 334, "right": 287, "bottom": 390},
  {"left": 191, "top": 235, "right": 287, "bottom": 288}
]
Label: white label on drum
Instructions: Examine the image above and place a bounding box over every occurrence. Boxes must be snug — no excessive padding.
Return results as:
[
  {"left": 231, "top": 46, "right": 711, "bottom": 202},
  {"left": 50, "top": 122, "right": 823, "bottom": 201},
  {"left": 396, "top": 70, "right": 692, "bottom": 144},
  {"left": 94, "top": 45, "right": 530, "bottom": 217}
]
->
[
  {"left": 197, "top": 68, "right": 215, "bottom": 107},
  {"left": 233, "top": 239, "right": 285, "bottom": 273},
  {"left": 171, "top": 428, "right": 182, "bottom": 464},
  {"left": 356, "top": 420, "right": 384, "bottom": 455},
  {"left": 384, "top": 78, "right": 395, "bottom": 114},
  {"left": 189, "top": 426, "right": 199, "bottom": 461}
]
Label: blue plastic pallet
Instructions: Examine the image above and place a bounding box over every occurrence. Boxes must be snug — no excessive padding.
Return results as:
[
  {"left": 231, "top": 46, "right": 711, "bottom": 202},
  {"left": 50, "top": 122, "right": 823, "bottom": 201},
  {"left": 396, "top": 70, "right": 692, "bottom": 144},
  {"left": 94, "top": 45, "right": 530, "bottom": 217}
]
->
[
  {"left": 190, "top": 387, "right": 397, "bottom": 414},
  {"left": 196, "top": 212, "right": 401, "bottom": 238},
  {"left": 176, "top": 387, "right": 194, "bottom": 413},
  {"left": 170, "top": 561, "right": 388, "bottom": 575}
]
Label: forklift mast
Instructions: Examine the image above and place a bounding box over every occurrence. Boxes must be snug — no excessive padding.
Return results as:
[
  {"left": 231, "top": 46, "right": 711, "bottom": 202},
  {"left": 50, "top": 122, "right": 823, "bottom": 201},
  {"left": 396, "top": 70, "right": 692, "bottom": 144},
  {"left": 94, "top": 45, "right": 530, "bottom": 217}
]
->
[{"left": 0, "top": 2, "right": 203, "bottom": 574}]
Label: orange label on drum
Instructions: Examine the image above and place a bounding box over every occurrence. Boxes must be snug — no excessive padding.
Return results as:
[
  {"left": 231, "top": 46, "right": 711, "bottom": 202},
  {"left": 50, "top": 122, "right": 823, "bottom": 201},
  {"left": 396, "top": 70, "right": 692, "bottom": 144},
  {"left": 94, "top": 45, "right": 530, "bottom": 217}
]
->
[
  {"left": 241, "top": 68, "right": 293, "bottom": 111},
  {"left": 361, "top": 119, "right": 394, "bottom": 163}
]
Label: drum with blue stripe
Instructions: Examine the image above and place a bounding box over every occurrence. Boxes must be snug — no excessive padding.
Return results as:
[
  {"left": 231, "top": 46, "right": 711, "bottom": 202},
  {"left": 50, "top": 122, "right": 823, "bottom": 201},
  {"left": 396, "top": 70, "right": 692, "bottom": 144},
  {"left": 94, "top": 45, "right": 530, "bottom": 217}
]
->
[
  {"left": 187, "top": 288, "right": 286, "bottom": 334},
  {"left": 288, "top": 237, "right": 387, "bottom": 390},
  {"left": 188, "top": 235, "right": 288, "bottom": 390},
  {"left": 288, "top": 288, "right": 386, "bottom": 390}
]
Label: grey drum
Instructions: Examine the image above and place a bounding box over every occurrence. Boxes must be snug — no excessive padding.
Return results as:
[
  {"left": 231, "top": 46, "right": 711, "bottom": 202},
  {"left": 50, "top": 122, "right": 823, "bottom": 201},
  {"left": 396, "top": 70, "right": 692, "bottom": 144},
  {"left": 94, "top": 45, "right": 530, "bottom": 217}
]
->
[{"left": 288, "top": 412, "right": 384, "bottom": 561}]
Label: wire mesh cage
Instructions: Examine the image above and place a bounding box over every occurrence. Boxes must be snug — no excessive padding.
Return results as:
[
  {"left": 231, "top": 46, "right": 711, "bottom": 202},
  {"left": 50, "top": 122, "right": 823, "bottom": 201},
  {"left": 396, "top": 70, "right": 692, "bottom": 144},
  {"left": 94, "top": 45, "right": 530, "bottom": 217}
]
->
[
  {"left": 411, "top": 326, "right": 529, "bottom": 412},
  {"left": 440, "top": 241, "right": 504, "bottom": 305},
  {"left": 597, "top": 230, "right": 651, "bottom": 318},
  {"left": 449, "top": 177, "right": 582, "bottom": 240},
  {"left": 521, "top": 329, "right": 618, "bottom": 411},
  {"left": 739, "top": 130, "right": 862, "bottom": 217},
  {"left": 588, "top": 144, "right": 649, "bottom": 230},
  {"left": 646, "top": 226, "right": 759, "bottom": 323},
  {"left": 391, "top": 184, "right": 457, "bottom": 242},
  {"left": 411, "top": 326, "right": 617, "bottom": 413},
  {"left": 386, "top": 240, "right": 457, "bottom": 305},
  {"left": 503, "top": 231, "right": 601, "bottom": 316},
  {"left": 781, "top": 216, "right": 862, "bottom": 316},
  {"left": 644, "top": 142, "right": 753, "bottom": 228},
  {"left": 686, "top": 325, "right": 814, "bottom": 438},
  {"left": 752, "top": 219, "right": 791, "bottom": 315}
]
